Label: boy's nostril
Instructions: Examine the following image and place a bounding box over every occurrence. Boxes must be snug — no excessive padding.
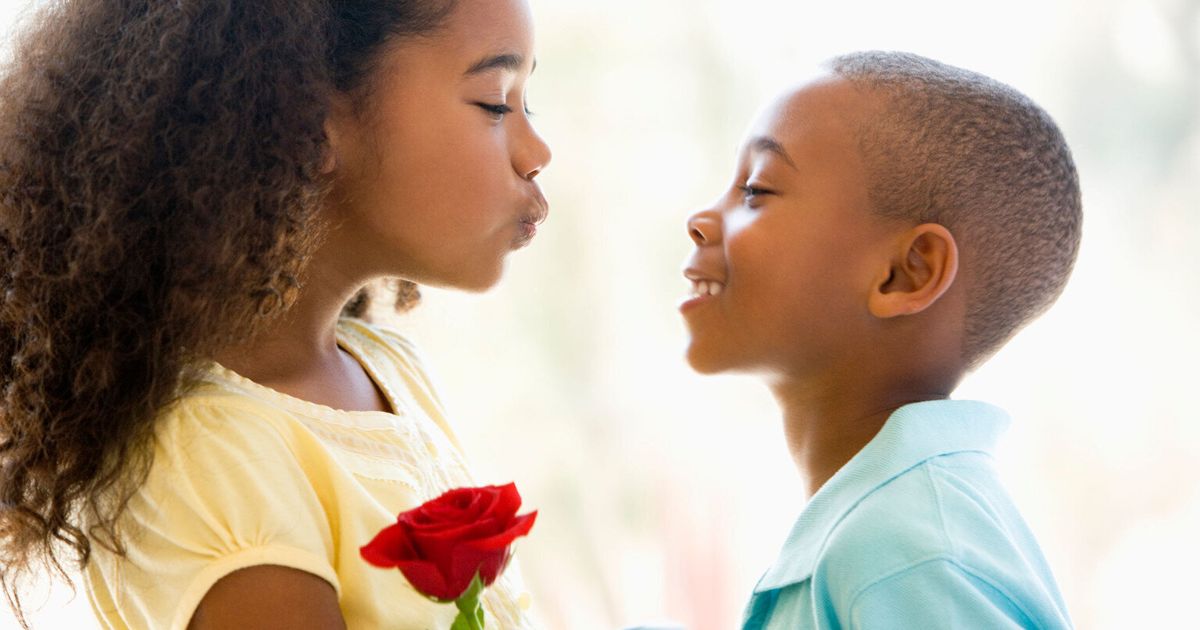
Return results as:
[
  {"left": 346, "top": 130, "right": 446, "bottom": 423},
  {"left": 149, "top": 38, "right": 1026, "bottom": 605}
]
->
[{"left": 690, "top": 227, "right": 706, "bottom": 243}]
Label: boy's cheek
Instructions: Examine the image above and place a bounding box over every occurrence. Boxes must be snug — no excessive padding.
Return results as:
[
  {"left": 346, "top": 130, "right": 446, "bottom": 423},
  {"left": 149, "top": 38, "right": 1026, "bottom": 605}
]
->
[{"left": 722, "top": 208, "right": 758, "bottom": 235}]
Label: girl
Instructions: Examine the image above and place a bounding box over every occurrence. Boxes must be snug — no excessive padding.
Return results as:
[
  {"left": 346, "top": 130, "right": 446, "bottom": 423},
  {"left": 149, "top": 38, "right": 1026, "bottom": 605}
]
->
[{"left": 0, "top": 0, "right": 550, "bottom": 628}]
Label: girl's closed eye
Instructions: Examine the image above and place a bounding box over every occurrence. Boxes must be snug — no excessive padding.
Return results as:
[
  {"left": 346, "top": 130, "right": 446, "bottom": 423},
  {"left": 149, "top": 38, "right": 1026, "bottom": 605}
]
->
[
  {"left": 475, "top": 101, "right": 513, "bottom": 119},
  {"left": 475, "top": 101, "right": 535, "bottom": 120}
]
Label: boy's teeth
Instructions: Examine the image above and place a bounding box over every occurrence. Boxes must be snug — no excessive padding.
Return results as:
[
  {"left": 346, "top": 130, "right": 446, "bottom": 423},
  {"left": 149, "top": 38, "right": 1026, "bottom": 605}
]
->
[{"left": 689, "top": 279, "right": 724, "bottom": 298}]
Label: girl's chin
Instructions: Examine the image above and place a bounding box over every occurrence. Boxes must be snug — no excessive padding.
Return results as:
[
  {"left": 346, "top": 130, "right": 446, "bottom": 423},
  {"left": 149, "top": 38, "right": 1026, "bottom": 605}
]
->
[{"left": 433, "top": 262, "right": 506, "bottom": 294}]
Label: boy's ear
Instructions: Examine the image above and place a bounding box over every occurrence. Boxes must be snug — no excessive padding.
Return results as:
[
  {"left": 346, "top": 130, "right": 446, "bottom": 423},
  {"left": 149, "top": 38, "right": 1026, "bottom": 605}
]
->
[{"left": 868, "top": 223, "right": 959, "bottom": 319}]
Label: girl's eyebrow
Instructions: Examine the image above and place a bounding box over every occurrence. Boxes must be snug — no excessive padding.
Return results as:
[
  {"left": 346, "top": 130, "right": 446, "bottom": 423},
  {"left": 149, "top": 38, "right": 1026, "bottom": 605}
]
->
[{"left": 463, "top": 53, "right": 536, "bottom": 76}]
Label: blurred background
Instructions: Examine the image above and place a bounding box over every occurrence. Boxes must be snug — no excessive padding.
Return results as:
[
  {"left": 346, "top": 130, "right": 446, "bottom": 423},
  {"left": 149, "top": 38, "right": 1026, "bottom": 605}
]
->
[{"left": 3, "top": 0, "right": 1198, "bottom": 628}]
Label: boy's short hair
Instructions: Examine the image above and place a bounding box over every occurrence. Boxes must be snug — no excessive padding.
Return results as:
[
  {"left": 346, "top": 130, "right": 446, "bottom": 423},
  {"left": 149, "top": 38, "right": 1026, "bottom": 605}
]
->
[{"left": 828, "top": 51, "right": 1082, "bottom": 368}]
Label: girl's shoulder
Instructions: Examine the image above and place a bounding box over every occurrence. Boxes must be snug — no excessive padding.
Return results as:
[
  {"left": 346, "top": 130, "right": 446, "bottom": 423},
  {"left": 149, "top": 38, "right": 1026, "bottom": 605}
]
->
[
  {"left": 334, "top": 317, "right": 463, "bottom": 449},
  {"left": 92, "top": 383, "right": 346, "bottom": 630},
  {"left": 155, "top": 318, "right": 466, "bottom": 476},
  {"left": 335, "top": 316, "right": 436, "bottom": 387},
  {"left": 336, "top": 315, "right": 417, "bottom": 351},
  {"left": 153, "top": 378, "right": 310, "bottom": 468}
]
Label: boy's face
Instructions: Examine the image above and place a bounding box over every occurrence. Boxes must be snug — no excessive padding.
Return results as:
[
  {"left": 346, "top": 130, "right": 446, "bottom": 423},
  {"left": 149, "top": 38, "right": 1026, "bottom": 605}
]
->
[{"left": 680, "top": 76, "right": 901, "bottom": 377}]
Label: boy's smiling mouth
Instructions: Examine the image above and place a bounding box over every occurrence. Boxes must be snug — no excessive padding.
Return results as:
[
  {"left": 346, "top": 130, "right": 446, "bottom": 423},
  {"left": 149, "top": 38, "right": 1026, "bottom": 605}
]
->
[
  {"left": 680, "top": 267, "right": 726, "bottom": 312},
  {"left": 688, "top": 278, "right": 723, "bottom": 298}
]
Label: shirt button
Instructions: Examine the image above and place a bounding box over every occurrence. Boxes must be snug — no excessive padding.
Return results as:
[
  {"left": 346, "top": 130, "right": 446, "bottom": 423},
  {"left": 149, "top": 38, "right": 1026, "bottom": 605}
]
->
[{"left": 517, "top": 593, "right": 532, "bottom": 610}]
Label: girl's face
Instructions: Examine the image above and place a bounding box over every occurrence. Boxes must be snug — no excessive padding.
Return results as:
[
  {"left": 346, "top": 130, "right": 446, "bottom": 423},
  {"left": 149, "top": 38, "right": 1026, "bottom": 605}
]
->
[{"left": 324, "top": 0, "right": 551, "bottom": 291}]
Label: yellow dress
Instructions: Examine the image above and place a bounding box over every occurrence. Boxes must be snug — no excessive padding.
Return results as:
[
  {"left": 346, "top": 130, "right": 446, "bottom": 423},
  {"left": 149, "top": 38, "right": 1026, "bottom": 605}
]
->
[{"left": 82, "top": 318, "right": 537, "bottom": 630}]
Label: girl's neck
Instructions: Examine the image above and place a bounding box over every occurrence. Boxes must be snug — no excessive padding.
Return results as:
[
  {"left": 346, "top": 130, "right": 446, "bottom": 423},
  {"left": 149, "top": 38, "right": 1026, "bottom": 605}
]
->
[
  {"left": 213, "top": 243, "right": 366, "bottom": 386},
  {"left": 211, "top": 252, "right": 394, "bottom": 414}
]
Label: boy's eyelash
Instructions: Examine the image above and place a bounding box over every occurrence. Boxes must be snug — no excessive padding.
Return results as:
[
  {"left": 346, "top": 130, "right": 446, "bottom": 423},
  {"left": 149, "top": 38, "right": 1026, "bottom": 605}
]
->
[{"left": 738, "top": 184, "right": 771, "bottom": 198}]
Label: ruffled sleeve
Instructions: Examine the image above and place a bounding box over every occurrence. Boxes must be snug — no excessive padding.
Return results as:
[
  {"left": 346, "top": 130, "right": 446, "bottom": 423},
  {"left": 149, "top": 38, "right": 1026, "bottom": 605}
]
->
[{"left": 96, "top": 397, "right": 341, "bottom": 630}]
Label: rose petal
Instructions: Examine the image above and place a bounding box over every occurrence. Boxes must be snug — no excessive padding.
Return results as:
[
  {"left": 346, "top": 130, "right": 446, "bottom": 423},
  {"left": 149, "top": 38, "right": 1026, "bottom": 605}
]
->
[
  {"left": 490, "top": 483, "right": 523, "bottom": 520},
  {"left": 468, "top": 511, "right": 537, "bottom": 552},
  {"left": 366, "top": 485, "right": 535, "bottom": 601},
  {"left": 448, "top": 537, "right": 509, "bottom": 589},
  {"left": 409, "top": 487, "right": 493, "bottom": 528},
  {"left": 450, "top": 511, "right": 536, "bottom": 587},
  {"left": 408, "top": 520, "right": 496, "bottom": 549},
  {"left": 403, "top": 534, "right": 457, "bottom": 582},
  {"left": 359, "top": 522, "right": 417, "bottom": 568},
  {"left": 403, "top": 505, "right": 490, "bottom": 533},
  {"left": 395, "top": 558, "right": 457, "bottom": 601},
  {"left": 404, "top": 518, "right": 504, "bottom": 581}
]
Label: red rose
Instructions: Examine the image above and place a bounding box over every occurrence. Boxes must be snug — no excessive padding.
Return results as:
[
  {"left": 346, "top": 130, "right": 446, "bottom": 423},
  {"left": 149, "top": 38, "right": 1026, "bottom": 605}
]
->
[{"left": 360, "top": 482, "right": 537, "bottom": 601}]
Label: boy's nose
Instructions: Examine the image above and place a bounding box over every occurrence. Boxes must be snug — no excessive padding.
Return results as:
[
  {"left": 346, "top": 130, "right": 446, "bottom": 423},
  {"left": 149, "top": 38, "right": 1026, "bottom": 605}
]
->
[{"left": 687, "top": 210, "right": 721, "bottom": 246}]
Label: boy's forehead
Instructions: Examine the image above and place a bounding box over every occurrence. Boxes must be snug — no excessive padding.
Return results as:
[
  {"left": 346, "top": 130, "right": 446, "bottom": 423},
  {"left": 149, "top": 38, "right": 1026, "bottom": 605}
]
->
[{"left": 744, "top": 76, "right": 874, "bottom": 156}]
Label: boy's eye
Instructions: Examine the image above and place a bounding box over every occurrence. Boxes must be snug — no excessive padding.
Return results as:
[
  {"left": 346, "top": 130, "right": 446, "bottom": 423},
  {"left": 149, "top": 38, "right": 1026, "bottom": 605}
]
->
[
  {"left": 738, "top": 184, "right": 772, "bottom": 204},
  {"left": 476, "top": 102, "right": 513, "bottom": 119}
]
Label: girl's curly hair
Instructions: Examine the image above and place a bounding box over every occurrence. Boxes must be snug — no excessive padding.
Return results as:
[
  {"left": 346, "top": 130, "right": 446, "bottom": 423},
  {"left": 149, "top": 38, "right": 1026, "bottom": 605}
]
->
[{"left": 0, "top": 0, "right": 451, "bottom": 624}]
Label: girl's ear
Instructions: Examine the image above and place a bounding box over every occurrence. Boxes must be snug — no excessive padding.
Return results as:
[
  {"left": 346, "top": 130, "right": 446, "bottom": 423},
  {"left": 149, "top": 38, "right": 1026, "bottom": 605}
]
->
[
  {"left": 320, "top": 126, "right": 338, "bottom": 175},
  {"left": 868, "top": 223, "right": 959, "bottom": 319},
  {"left": 320, "top": 94, "right": 355, "bottom": 175}
]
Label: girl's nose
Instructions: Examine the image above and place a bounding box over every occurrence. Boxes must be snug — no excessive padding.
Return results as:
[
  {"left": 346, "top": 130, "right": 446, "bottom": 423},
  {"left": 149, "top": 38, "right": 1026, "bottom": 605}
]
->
[{"left": 516, "top": 124, "right": 552, "bottom": 181}]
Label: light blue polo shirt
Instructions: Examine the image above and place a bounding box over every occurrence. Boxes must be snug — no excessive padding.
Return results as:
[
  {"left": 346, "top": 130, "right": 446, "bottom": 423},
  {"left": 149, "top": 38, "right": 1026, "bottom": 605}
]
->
[{"left": 743, "top": 400, "right": 1072, "bottom": 629}]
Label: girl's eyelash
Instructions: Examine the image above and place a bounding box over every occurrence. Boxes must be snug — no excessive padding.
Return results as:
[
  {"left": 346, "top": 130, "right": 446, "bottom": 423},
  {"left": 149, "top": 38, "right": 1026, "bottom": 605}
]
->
[
  {"left": 738, "top": 184, "right": 771, "bottom": 197},
  {"left": 477, "top": 102, "right": 513, "bottom": 116},
  {"left": 476, "top": 102, "right": 535, "bottom": 118}
]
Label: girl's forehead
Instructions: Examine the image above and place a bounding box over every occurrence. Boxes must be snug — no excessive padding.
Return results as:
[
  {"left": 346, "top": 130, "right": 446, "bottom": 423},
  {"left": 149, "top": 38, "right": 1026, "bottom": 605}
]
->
[
  {"left": 380, "top": 0, "right": 536, "bottom": 80},
  {"left": 440, "top": 0, "right": 536, "bottom": 56},
  {"left": 366, "top": 0, "right": 537, "bottom": 89}
]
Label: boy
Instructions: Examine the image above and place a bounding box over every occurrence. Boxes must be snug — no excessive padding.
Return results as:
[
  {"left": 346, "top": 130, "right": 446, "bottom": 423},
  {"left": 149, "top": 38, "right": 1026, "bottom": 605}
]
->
[{"left": 679, "top": 51, "right": 1078, "bottom": 628}]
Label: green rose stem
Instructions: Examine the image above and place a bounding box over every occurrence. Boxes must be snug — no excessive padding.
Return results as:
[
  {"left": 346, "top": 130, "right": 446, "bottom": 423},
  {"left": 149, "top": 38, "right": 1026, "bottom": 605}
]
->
[{"left": 448, "top": 574, "right": 486, "bottom": 630}]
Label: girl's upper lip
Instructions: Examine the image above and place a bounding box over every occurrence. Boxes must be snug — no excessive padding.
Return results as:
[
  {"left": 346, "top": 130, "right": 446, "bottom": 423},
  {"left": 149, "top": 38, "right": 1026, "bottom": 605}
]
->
[{"left": 523, "top": 187, "right": 549, "bottom": 225}]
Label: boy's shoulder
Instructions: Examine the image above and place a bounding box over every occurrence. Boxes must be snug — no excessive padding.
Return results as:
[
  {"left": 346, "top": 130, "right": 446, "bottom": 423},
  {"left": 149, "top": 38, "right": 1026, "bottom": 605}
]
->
[
  {"left": 814, "top": 451, "right": 1068, "bottom": 627},
  {"left": 817, "top": 450, "right": 1012, "bottom": 588},
  {"left": 748, "top": 401, "right": 1072, "bottom": 628}
]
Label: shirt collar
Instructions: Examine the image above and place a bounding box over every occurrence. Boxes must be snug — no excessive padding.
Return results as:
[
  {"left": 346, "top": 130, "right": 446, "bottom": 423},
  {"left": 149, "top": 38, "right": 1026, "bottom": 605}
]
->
[{"left": 753, "top": 399, "right": 1010, "bottom": 593}]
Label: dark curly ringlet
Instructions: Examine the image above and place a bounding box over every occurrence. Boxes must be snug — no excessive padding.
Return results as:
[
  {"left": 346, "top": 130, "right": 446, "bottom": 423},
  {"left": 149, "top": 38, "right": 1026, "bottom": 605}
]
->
[
  {"left": 828, "top": 51, "right": 1083, "bottom": 369},
  {"left": 0, "top": 0, "right": 454, "bottom": 626}
]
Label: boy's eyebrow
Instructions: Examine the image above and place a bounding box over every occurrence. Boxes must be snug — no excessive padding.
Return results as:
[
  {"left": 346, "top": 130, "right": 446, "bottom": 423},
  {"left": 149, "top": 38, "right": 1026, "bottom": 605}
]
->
[
  {"left": 463, "top": 53, "right": 535, "bottom": 76},
  {"left": 748, "top": 136, "right": 797, "bottom": 170}
]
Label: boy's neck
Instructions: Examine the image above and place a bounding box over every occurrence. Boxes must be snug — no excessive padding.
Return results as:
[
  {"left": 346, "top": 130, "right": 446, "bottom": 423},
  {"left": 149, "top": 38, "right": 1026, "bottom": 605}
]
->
[{"left": 769, "top": 374, "right": 954, "bottom": 499}]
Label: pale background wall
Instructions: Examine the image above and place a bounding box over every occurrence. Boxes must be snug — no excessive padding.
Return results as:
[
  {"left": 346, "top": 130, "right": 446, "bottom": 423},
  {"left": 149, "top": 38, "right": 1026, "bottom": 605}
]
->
[{"left": 2, "top": 0, "right": 1197, "bottom": 628}]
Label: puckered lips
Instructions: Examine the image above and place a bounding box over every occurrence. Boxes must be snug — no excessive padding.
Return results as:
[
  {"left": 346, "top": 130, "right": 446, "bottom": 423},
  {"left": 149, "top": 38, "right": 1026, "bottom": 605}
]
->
[{"left": 513, "top": 186, "right": 549, "bottom": 249}]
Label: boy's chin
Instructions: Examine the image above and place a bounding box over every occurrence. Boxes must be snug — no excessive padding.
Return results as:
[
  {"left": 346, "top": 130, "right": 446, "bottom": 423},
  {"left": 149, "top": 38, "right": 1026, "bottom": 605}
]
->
[{"left": 684, "top": 344, "right": 735, "bottom": 375}]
